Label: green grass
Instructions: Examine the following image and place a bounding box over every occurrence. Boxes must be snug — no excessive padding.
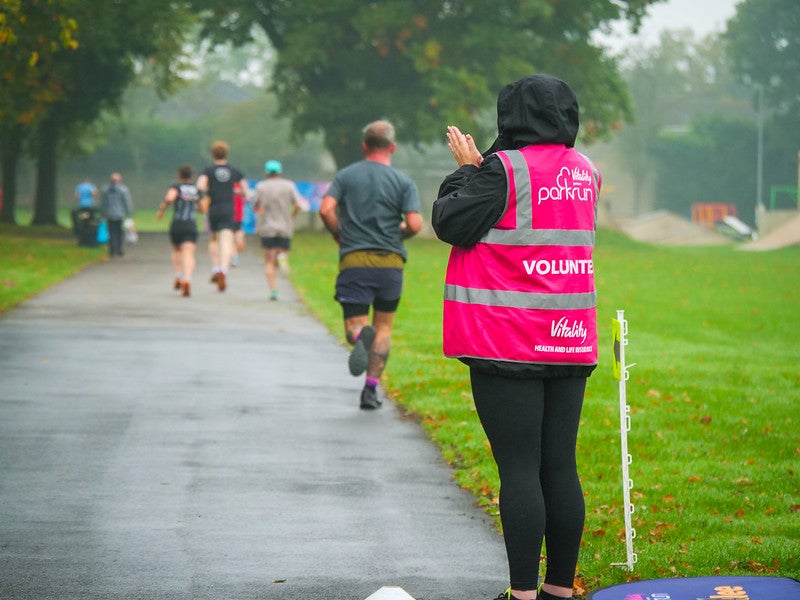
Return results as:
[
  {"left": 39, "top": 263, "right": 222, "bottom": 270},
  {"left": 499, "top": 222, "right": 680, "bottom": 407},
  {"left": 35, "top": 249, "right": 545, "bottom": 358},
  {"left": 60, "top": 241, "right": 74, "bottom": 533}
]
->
[
  {"left": 9, "top": 206, "right": 169, "bottom": 232},
  {"left": 288, "top": 230, "right": 800, "bottom": 594},
  {"left": 2, "top": 222, "right": 798, "bottom": 594},
  {"left": 0, "top": 223, "right": 106, "bottom": 311}
]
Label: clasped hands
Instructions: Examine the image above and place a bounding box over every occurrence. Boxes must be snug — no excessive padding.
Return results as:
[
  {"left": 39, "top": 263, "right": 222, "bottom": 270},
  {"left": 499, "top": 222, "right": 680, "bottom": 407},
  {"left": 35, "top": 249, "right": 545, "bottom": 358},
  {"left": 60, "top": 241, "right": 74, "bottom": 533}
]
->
[{"left": 446, "top": 125, "right": 483, "bottom": 168}]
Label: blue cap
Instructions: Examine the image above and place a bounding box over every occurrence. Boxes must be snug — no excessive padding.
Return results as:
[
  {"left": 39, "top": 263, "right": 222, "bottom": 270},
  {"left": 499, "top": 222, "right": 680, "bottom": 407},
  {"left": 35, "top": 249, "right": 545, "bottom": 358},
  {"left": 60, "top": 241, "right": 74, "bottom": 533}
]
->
[{"left": 265, "top": 160, "right": 282, "bottom": 174}]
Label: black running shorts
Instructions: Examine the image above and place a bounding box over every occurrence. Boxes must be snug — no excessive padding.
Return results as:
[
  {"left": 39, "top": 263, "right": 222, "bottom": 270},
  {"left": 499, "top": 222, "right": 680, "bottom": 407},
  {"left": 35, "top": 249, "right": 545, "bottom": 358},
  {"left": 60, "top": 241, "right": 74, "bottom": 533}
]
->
[
  {"left": 335, "top": 266, "right": 402, "bottom": 314},
  {"left": 260, "top": 236, "right": 291, "bottom": 251},
  {"left": 169, "top": 221, "right": 198, "bottom": 246}
]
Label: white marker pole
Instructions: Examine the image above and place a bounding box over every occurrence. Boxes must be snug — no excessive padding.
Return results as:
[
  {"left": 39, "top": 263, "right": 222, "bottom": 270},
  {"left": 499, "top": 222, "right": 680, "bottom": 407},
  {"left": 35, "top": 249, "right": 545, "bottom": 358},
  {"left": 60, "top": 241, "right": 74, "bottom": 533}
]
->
[{"left": 611, "top": 310, "right": 637, "bottom": 571}]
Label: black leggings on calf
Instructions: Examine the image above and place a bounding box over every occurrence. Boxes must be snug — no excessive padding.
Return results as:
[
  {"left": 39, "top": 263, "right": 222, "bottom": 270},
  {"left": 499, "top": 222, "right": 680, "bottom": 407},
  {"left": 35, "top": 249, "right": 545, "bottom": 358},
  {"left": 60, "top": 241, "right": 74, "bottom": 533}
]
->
[{"left": 470, "top": 369, "right": 586, "bottom": 591}]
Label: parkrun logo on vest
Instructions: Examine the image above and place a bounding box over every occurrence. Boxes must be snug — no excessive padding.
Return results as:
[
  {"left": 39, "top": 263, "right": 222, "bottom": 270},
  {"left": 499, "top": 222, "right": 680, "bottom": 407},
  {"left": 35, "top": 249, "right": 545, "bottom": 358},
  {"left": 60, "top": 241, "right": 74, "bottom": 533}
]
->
[
  {"left": 551, "top": 317, "right": 588, "bottom": 344},
  {"left": 538, "top": 166, "right": 594, "bottom": 205},
  {"left": 523, "top": 259, "right": 593, "bottom": 276}
]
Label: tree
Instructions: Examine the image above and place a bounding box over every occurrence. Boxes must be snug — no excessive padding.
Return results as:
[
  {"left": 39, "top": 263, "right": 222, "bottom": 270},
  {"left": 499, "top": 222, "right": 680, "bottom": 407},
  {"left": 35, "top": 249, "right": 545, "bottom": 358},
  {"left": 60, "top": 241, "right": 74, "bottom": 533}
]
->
[
  {"left": 1, "top": 0, "right": 194, "bottom": 225},
  {"left": 613, "top": 30, "right": 752, "bottom": 214},
  {"left": 725, "top": 0, "right": 800, "bottom": 197},
  {"left": 651, "top": 115, "right": 757, "bottom": 222},
  {"left": 192, "top": 0, "right": 659, "bottom": 168},
  {"left": 0, "top": 0, "right": 78, "bottom": 224},
  {"left": 725, "top": 0, "right": 800, "bottom": 120},
  {"left": 62, "top": 62, "right": 331, "bottom": 207},
  {"left": 31, "top": 1, "right": 196, "bottom": 225}
]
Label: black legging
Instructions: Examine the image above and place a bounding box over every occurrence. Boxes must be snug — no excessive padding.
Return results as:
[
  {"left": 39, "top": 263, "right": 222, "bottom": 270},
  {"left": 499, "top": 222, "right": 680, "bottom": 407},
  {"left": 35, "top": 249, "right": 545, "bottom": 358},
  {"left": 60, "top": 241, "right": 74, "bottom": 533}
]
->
[{"left": 470, "top": 369, "right": 586, "bottom": 591}]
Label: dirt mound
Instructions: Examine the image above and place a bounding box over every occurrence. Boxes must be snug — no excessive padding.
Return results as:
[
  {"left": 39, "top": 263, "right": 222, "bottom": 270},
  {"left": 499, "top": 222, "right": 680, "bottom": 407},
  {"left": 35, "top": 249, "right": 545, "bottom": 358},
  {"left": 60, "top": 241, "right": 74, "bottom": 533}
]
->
[
  {"left": 739, "top": 213, "right": 800, "bottom": 251},
  {"left": 615, "top": 210, "right": 730, "bottom": 246}
]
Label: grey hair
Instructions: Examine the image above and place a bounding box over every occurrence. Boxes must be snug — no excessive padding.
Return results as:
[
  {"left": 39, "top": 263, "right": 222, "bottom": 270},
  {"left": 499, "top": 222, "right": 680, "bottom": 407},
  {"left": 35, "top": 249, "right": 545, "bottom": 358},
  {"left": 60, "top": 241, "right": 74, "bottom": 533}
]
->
[{"left": 362, "top": 120, "right": 395, "bottom": 150}]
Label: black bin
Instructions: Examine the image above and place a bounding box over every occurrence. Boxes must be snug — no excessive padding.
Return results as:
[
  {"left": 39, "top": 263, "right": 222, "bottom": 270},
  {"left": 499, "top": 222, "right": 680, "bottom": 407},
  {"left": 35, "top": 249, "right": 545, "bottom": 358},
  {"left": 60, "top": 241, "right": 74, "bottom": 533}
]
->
[{"left": 71, "top": 208, "right": 100, "bottom": 247}]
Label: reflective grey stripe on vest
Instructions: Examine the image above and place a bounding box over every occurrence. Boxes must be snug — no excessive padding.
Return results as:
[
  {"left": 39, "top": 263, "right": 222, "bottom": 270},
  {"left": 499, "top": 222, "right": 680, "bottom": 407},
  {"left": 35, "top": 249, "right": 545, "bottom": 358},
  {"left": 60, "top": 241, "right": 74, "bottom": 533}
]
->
[
  {"left": 483, "top": 228, "right": 594, "bottom": 246},
  {"left": 507, "top": 149, "right": 532, "bottom": 227},
  {"left": 444, "top": 284, "right": 597, "bottom": 310}
]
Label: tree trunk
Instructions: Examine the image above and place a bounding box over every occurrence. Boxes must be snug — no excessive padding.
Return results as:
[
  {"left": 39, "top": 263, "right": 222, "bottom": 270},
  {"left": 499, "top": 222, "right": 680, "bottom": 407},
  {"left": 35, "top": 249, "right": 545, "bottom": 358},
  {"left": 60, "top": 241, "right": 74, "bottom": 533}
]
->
[
  {"left": 31, "top": 116, "right": 60, "bottom": 226},
  {"left": 325, "top": 124, "right": 363, "bottom": 171},
  {"left": 0, "top": 126, "right": 22, "bottom": 225}
]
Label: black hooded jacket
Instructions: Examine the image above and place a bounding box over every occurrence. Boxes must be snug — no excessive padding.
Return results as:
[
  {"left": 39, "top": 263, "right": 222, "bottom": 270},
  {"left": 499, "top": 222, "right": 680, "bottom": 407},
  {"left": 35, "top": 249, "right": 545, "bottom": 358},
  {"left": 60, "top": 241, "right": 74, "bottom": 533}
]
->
[{"left": 432, "top": 74, "right": 580, "bottom": 247}]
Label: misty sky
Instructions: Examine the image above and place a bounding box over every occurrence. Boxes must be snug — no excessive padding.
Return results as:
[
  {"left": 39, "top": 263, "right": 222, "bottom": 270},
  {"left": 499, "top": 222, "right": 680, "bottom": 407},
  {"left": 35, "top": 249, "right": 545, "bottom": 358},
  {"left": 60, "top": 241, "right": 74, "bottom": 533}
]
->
[{"left": 602, "top": 0, "right": 740, "bottom": 50}]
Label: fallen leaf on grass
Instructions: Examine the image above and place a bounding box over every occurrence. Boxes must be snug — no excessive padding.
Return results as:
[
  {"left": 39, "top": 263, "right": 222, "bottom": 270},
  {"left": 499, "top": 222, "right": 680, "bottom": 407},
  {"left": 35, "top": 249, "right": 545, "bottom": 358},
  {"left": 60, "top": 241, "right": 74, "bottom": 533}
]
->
[
  {"left": 747, "top": 559, "right": 778, "bottom": 574},
  {"left": 573, "top": 576, "right": 588, "bottom": 597}
]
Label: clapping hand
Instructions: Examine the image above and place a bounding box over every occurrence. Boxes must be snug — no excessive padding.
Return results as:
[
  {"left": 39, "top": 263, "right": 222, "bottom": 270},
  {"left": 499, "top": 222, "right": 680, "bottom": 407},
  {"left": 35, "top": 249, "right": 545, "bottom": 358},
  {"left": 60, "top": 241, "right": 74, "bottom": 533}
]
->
[{"left": 446, "top": 125, "right": 483, "bottom": 168}]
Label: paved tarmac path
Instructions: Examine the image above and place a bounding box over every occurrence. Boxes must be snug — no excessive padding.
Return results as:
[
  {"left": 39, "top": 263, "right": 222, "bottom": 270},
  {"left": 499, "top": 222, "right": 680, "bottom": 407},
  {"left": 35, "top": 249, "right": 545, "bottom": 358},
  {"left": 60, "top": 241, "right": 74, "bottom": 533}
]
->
[{"left": 0, "top": 233, "right": 507, "bottom": 600}]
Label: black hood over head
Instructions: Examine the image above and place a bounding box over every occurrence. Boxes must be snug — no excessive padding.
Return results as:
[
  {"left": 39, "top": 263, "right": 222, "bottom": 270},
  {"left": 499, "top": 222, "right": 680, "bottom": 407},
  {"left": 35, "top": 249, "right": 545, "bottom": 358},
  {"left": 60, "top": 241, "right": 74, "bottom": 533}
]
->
[{"left": 483, "top": 74, "right": 579, "bottom": 157}]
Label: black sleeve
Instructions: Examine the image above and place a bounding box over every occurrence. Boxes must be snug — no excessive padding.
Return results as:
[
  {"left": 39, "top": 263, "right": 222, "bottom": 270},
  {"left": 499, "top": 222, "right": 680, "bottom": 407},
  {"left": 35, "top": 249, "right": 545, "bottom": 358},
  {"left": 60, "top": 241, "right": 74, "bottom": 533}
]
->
[{"left": 431, "top": 155, "right": 507, "bottom": 247}]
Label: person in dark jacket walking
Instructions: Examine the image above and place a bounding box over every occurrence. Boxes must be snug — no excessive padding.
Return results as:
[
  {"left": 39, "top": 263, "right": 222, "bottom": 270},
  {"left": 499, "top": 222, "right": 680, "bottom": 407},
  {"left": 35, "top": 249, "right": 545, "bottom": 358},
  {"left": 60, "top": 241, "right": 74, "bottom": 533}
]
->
[
  {"left": 100, "top": 172, "right": 134, "bottom": 257},
  {"left": 432, "top": 74, "right": 601, "bottom": 600}
]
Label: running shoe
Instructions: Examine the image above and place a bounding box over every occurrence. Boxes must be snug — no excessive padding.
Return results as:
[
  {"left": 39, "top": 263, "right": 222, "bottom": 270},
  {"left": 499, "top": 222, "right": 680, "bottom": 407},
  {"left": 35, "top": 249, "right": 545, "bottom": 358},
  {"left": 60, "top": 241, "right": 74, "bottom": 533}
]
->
[
  {"left": 270, "top": 290, "right": 278, "bottom": 301},
  {"left": 348, "top": 325, "right": 375, "bottom": 376},
  {"left": 493, "top": 588, "right": 576, "bottom": 600},
  {"left": 182, "top": 281, "right": 191, "bottom": 297},
  {"left": 359, "top": 386, "right": 382, "bottom": 410},
  {"left": 277, "top": 252, "right": 290, "bottom": 275},
  {"left": 174, "top": 277, "right": 181, "bottom": 290},
  {"left": 210, "top": 272, "right": 220, "bottom": 283},
  {"left": 217, "top": 272, "right": 226, "bottom": 292},
  {"left": 537, "top": 588, "right": 579, "bottom": 600}
]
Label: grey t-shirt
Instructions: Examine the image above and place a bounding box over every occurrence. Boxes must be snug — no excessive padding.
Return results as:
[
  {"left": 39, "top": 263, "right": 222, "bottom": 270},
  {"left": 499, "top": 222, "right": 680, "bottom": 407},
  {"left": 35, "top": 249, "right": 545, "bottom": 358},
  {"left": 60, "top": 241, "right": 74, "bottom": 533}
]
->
[
  {"left": 253, "top": 177, "right": 304, "bottom": 238},
  {"left": 327, "top": 160, "right": 420, "bottom": 260}
]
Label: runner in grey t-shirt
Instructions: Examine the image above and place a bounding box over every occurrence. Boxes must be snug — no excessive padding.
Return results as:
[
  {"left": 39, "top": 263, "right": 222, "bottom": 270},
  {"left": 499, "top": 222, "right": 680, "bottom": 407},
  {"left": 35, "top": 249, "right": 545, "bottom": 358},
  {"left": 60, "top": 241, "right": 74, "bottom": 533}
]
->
[
  {"left": 326, "top": 159, "right": 419, "bottom": 260},
  {"left": 252, "top": 159, "right": 305, "bottom": 301},
  {"left": 319, "top": 120, "right": 423, "bottom": 410}
]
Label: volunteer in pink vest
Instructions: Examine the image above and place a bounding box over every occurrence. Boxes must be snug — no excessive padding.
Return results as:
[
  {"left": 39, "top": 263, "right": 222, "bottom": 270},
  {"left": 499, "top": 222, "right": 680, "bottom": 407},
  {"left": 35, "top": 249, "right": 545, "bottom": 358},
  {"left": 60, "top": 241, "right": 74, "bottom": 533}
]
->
[{"left": 432, "top": 74, "right": 601, "bottom": 600}]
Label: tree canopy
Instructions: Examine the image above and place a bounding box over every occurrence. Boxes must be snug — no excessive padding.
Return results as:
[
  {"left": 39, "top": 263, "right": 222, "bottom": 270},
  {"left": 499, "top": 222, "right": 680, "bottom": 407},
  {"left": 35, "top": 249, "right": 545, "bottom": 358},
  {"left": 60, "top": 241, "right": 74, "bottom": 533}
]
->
[
  {"left": 725, "top": 0, "right": 800, "bottom": 120},
  {"left": 610, "top": 30, "right": 753, "bottom": 215},
  {"left": 0, "top": 0, "right": 194, "bottom": 224},
  {"left": 0, "top": 0, "right": 78, "bottom": 223},
  {"left": 193, "top": 0, "right": 659, "bottom": 167},
  {"left": 725, "top": 0, "right": 800, "bottom": 193}
]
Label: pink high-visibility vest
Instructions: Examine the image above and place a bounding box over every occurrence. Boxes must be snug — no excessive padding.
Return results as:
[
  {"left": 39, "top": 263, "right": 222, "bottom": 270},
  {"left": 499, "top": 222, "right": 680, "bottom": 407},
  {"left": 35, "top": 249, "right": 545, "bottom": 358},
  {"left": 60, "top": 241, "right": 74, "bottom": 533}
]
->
[{"left": 443, "top": 144, "right": 600, "bottom": 366}]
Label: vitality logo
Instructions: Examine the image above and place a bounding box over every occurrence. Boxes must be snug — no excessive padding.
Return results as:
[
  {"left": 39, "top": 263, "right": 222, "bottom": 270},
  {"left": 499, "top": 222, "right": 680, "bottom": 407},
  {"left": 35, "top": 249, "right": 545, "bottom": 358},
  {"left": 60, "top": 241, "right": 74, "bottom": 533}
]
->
[{"left": 550, "top": 317, "right": 588, "bottom": 344}]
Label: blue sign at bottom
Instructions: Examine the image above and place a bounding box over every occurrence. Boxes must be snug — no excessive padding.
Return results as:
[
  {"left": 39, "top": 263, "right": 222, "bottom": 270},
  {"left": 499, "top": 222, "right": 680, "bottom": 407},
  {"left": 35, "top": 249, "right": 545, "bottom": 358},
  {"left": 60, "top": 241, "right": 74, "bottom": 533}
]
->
[{"left": 586, "top": 576, "right": 800, "bottom": 600}]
